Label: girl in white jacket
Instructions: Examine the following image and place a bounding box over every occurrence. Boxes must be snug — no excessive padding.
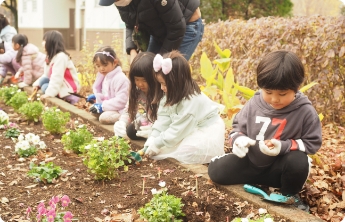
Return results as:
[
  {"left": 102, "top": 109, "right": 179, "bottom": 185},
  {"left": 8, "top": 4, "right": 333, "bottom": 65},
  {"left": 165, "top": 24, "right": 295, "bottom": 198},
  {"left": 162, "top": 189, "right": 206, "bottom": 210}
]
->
[{"left": 143, "top": 51, "right": 225, "bottom": 164}]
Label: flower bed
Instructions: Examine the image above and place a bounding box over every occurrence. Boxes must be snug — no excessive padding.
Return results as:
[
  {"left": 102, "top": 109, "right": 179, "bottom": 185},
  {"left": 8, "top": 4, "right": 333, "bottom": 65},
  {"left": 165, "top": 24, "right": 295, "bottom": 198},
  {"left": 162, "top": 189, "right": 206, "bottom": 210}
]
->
[{"left": 0, "top": 102, "right": 286, "bottom": 222}]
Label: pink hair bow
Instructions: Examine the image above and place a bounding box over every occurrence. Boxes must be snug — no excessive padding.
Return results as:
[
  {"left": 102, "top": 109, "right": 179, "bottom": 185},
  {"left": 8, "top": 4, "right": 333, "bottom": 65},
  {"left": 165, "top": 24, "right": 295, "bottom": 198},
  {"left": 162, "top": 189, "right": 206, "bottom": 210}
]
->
[{"left": 153, "top": 54, "right": 172, "bottom": 75}]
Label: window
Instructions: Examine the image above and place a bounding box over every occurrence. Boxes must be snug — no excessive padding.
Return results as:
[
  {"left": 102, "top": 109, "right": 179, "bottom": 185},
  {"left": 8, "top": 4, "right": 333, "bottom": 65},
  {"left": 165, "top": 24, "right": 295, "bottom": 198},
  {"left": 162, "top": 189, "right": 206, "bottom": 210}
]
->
[
  {"left": 32, "top": 0, "right": 37, "bottom": 12},
  {"left": 23, "top": 0, "right": 27, "bottom": 12}
]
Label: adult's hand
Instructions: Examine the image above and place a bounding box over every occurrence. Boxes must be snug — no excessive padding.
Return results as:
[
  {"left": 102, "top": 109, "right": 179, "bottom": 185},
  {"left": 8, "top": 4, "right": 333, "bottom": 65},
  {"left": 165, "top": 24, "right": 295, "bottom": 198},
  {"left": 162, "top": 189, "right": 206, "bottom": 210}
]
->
[{"left": 130, "top": 49, "right": 138, "bottom": 65}]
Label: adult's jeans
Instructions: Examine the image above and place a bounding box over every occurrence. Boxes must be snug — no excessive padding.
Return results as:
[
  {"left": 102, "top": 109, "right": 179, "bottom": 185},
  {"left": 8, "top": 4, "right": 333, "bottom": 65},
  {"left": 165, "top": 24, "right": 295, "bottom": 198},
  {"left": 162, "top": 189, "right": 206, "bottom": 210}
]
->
[{"left": 147, "top": 18, "right": 204, "bottom": 61}]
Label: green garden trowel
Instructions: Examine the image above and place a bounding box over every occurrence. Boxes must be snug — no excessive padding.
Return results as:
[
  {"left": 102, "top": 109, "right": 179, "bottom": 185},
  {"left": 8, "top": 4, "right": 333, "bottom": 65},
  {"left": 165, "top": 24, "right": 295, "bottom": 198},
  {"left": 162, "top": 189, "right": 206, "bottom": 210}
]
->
[
  {"left": 243, "top": 184, "right": 295, "bottom": 204},
  {"left": 130, "top": 147, "right": 148, "bottom": 162}
]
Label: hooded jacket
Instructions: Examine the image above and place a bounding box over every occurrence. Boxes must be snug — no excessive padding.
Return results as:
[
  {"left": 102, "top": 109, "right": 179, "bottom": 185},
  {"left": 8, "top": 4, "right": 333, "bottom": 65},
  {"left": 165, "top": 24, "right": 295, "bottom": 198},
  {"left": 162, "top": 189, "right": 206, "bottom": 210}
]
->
[
  {"left": 0, "top": 42, "right": 19, "bottom": 76},
  {"left": 92, "top": 66, "right": 130, "bottom": 113},
  {"left": 17, "top": 43, "right": 46, "bottom": 85},
  {"left": 0, "top": 25, "right": 17, "bottom": 43},
  {"left": 116, "top": 0, "right": 199, "bottom": 54},
  {"left": 230, "top": 91, "right": 322, "bottom": 168}
]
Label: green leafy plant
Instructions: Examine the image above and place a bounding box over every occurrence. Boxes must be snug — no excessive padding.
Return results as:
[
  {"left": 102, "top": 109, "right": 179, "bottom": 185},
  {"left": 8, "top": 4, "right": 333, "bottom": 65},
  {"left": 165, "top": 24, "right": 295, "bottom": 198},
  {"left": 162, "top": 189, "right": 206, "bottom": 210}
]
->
[
  {"left": 18, "top": 101, "right": 44, "bottom": 122},
  {"left": 61, "top": 124, "right": 93, "bottom": 154},
  {"left": 138, "top": 191, "right": 185, "bottom": 222},
  {"left": 0, "top": 85, "right": 20, "bottom": 104},
  {"left": 27, "top": 162, "right": 66, "bottom": 183},
  {"left": 82, "top": 136, "right": 131, "bottom": 180},
  {"left": 42, "top": 107, "right": 70, "bottom": 134},
  {"left": 4, "top": 127, "right": 20, "bottom": 139},
  {"left": 14, "top": 133, "right": 46, "bottom": 157},
  {"left": 0, "top": 110, "right": 9, "bottom": 129},
  {"left": 7, "top": 91, "right": 28, "bottom": 110}
]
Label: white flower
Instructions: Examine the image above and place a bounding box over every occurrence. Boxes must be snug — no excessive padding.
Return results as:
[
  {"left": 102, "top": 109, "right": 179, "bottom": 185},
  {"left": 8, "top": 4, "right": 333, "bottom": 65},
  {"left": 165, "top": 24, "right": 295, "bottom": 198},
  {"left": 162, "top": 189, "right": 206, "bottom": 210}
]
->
[
  {"left": 18, "top": 134, "right": 24, "bottom": 141},
  {"left": 66, "top": 132, "right": 70, "bottom": 136},
  {"left": 20, "top": 141, "right": 30, "bottom": 150},
  {"left": 97, "top": 137, "right": 104, "bottom": 141},
  {"left": 0, "top": 125, "right": 4, "bottom": 129},
  {"left": 55, "top": 109, "right": 60, "bottom": 112},
  {"left": 84, "top": 145, "right": 91, "bottom": 150},
  {"left": 45, "top": 107, "right": 49, "bottom": 110},
  {"left": 74, "top": 120, "right": 79, "bottom": 124},
  {"left": 158, "top": 181, "right": 166, "bottom": 187},
  {"left": 17, "top": 89, "right": 21, "bottom": 92},
  {"left": 264, "top": 218, "right": 273, "bottom": 222},
  {"left": 241, "top": 219, "right": 249, "bottom": 222},
  {"left": 25, "top": 133, "right": 35, "bottom": 142},
  {"left": 78, "top": 124, "right": 84, "bottom": 128},
  {"left": 37, "top": 98, "right": 40, "bottom": 101},
  {"left": 341, "top": 217, "right": 345, "bottom": 222},
  {"left": 258, "top": 208, "right": 267, "bottom": 215},
  {"left": 39, "top": 141, "right": 46, "bottom": 149},
  {"left": 28, "top": 98, "right": 31, "bottom": 101},
  {"left": 151, "top": 188, "right": 158, "bottom": 195},
  {"left": 32, "top": 135, "right": 41, "bottom": 145},
  {"left": 37, "top": 94, "right": 40, "bottom": 97}
]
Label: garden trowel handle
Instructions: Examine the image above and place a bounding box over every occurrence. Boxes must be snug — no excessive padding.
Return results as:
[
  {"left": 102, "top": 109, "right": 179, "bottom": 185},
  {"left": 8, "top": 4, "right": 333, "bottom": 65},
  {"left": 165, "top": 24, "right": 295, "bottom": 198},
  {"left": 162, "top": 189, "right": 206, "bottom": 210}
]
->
[{"left": 243, "top": 184, "right": 270, "bottom": 199}]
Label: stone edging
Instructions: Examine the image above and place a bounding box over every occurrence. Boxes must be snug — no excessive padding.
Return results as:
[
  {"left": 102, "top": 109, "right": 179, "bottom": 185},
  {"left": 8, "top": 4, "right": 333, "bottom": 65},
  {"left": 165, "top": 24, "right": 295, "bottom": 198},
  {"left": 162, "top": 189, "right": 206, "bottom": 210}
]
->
[{"left": 22, "top": 86, "right": 323, "bottom": 222}]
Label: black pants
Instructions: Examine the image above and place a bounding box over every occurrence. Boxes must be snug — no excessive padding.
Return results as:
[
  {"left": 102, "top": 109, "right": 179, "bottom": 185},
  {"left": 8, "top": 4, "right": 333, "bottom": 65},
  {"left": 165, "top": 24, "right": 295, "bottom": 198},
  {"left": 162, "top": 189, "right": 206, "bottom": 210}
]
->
[
  {"left": 126, "top": 123, "right": 146, "bottom": 140},
  {"left": 208, "top": 151, "right": 310, "bottom": 195}
]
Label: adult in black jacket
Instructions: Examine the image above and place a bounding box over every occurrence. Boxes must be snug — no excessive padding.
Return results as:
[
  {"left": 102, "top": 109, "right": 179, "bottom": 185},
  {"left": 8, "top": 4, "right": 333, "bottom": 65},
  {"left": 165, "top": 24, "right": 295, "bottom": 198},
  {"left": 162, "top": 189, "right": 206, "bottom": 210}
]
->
[{"left": 99, "top": 0, "right": 204, "bottom": 62}]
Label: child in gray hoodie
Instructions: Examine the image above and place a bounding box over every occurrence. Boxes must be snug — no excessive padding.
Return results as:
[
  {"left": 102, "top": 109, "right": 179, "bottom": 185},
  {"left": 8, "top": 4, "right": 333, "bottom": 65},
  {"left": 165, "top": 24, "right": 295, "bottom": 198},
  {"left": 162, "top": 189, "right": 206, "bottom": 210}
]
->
[{"left": 208, "top": 50, "right": 322, "bottom": 211}]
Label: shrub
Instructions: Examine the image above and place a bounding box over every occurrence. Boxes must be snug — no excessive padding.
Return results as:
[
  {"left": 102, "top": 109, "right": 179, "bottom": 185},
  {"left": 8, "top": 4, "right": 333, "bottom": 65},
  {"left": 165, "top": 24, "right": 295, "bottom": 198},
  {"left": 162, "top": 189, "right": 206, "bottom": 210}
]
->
[
  {"left": 18, "top": 101, "right": 44, "bottom": 122},
  {"left": 138, "top": 191, "right": 185, "bottom": 222},
  {"left": 42, "top": 107, "right": 70, "bottom": 134},
  {"left": 191, "top": 16, "right": 345, "bottom": 125},
  {"left": 82, "top": 136, "right": 131, "bottom": 180},
  {"left": 61, "top": 124, "right": 93, "bottom": 154},
  {"left": 0, "top": 85, "right": 20, "bottom": 104},
  {"left": 7, "top": 91, "right": 28, "bottom": 110}
]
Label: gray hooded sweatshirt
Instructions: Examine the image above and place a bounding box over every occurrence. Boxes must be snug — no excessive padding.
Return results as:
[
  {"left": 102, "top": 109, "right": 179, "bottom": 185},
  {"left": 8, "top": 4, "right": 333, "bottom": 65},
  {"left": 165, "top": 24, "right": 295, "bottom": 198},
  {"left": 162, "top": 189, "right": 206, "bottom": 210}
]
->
[{"left": 230, "top": 91, "right": 322, "bottom": 168}]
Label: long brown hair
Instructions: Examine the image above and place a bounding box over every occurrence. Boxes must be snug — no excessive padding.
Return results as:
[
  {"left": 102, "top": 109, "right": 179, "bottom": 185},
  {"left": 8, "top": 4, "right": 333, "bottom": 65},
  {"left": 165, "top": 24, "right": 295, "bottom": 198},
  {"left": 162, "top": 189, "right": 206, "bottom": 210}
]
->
[
  {"left": 153, "top": 50, "right": 200, "bottom": 106},
  {"left": 43, "top": 30, "right": 70, "bottom": 64},
  {"left": 12, "top": 34, "right": 28, "bottom": 64},
  {"left": 128, "top": 52, "right": 158, "bottom": 122}
]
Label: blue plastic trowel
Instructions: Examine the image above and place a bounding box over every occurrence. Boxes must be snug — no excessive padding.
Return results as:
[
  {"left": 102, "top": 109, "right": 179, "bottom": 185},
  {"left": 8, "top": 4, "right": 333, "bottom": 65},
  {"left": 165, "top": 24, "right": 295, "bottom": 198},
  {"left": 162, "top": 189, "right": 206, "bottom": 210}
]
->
[{"left": 243, "top": 184, "right": 296, "bottom": 204}]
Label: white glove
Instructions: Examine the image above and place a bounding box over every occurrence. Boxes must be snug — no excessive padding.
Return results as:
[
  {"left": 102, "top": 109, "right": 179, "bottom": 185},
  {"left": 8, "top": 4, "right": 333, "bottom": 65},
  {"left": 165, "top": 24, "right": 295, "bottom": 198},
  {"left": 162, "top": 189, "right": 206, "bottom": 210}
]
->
[
  {"left": 259, "top": 139, "right": 281, "bottom": 156},
  {"left": 145, "top": 142, "right": 160, "bottom": 158},
  {"left": 232, "top": 136, "right": 256, "bottom": 158},
  {"left": 14, "top": 71, "right": 22, "bottom": 79},
  {"left": 114, "top": 121, "right": 127, "bottom": 138},
  {"left": 144, "top": 136, "right": 154, "bottom": 148},
  {"left": 136, "top": 125, "right": 152, "bottom": 138},
  {"left": 18, "top": 82, "right": 29, "bottom": 88}
]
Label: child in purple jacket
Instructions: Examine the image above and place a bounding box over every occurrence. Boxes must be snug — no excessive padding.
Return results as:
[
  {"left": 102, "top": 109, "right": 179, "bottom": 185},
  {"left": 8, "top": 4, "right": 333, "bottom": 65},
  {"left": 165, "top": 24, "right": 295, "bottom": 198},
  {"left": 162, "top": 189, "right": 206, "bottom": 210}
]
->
[{"left": 88, "top": 46, "right": 130, "bottom": 125}]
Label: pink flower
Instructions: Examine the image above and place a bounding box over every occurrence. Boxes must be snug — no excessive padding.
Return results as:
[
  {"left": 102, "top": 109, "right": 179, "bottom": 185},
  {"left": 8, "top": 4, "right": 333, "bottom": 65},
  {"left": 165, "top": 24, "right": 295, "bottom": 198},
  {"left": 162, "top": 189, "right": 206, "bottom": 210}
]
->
[
  {"left": 61, "top": 195, "right": 71, "bottom": 207},
  {"left": 37, "top": 203, "right": 46, "bottom": 215},
  {"left": 49, "top": 196, "right": 60, "bottom": 206},
  {"left": 63, "top": 211, "right": 73, "bottom": 222},
  {"left": 46, "top": 209, "right": 56, "bottom": 222},
  {"left": 26, "top": 207, "right": 31, "bottom": 218}
]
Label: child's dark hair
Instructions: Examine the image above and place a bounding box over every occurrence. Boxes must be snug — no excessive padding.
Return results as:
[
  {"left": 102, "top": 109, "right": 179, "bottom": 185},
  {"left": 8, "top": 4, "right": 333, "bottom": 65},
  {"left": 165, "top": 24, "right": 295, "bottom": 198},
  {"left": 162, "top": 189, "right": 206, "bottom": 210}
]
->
[
  {"left": 43, "top": 30, "right": 70, "bottom": 64},
  {"left": 153, "top": 50, "right": 200, "bottom": 106},
  {"left": 257, "top": 50, "right": 305, "bottom": 92},
  {"left": 93, "top": 46, "right": 121, "bottom": 66},
  {"left": 0, "top": 42, "right": 4, "bottom": 52},
  {"left": 0, "top": 14, "right": 9, "bottom": 31},
  {"left": 128, "top": 52, "right": 158, "bottom": 122},
  {"left": 12, "top": 34, "right": 28, "bottom": 63}
]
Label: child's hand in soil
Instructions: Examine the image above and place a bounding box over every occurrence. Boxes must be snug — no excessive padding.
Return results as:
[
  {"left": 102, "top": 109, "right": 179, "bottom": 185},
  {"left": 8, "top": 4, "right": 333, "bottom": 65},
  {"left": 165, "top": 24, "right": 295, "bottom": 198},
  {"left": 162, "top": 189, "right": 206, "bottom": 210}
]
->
[{"left": 259, "top": 139, "right": 281, "bottom": 156}]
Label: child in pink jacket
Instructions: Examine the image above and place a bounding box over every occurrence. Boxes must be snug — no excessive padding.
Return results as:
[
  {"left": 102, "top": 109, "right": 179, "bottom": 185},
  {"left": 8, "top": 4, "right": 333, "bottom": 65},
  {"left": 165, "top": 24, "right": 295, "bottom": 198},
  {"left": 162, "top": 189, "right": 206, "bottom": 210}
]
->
[
  {"left": 87, "top": 46, "right": 130, "bottom": 125},
  {"left": 12, "top": 34, "right": 45, "bottom": 88}
]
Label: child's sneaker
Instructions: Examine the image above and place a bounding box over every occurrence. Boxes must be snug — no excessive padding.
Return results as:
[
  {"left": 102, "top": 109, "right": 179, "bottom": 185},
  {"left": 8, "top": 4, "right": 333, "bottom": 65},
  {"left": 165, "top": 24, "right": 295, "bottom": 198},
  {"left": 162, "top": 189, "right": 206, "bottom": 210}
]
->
[{"left": 292, "top": 194, "right": 310, "bottom": 212}]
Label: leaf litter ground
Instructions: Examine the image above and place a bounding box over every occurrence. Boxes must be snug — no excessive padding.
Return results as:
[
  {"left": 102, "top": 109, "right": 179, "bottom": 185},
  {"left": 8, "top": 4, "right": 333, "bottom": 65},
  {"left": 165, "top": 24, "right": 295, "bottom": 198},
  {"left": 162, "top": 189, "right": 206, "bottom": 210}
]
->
[{"left": 0, "top": 103, "right": 289, "bottom": 222}]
